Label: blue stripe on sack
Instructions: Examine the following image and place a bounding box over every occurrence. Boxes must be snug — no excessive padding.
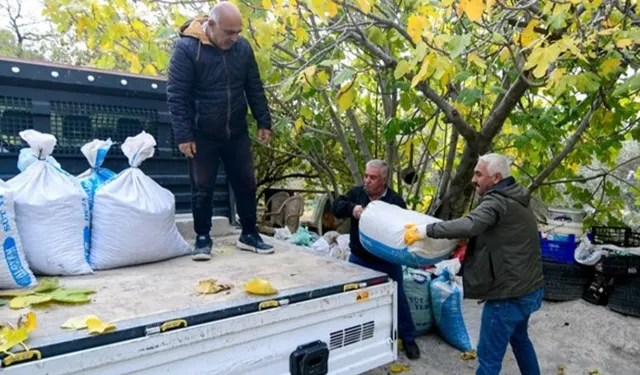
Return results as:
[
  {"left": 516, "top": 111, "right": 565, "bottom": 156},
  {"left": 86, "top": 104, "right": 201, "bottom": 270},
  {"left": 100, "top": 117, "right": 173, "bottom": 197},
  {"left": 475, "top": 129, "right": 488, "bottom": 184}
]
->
[{"left": 359, "top": 230, "right": 450, "bottom": 267}]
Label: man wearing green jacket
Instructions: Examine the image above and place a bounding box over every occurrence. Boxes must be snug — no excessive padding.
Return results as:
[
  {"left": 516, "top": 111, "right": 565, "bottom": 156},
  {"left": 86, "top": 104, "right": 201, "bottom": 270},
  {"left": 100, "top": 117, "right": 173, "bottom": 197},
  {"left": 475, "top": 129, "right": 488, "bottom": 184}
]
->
[{"left": 405, "top": 153, "right": 544, "bottom": 375}]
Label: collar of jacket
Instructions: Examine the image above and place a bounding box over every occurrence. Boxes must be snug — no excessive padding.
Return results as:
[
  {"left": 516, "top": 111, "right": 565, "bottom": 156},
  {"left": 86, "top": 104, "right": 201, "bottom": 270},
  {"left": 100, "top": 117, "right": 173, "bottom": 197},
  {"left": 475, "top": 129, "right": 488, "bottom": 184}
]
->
[
  {"left": 487, "top": 176, "right": 516, "bottom": 193},
  {"left": 179, "top": 17, "right": 214, "bottom": 46}
]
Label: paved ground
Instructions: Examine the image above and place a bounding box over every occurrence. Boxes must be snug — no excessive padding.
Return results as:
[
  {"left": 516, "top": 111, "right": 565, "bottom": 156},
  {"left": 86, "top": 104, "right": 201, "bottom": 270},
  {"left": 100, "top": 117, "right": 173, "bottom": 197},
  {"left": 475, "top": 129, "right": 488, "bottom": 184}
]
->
[{"left": 365, "top": 298, "right": 640, "bottom": 375}]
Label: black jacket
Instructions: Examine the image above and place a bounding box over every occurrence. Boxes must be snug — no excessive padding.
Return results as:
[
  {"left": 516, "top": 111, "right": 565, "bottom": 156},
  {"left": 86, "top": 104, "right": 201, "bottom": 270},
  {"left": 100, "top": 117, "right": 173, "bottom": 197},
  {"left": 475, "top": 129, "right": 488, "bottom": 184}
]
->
[
  {"left": 166, "top": 17, "right": 271, "bottom": 144},
  {"left": 332, "top": 186, "right": 407, "bottom": 263},
  {"left": 427, "top": 177, "right": 544, "bottom": 300}
]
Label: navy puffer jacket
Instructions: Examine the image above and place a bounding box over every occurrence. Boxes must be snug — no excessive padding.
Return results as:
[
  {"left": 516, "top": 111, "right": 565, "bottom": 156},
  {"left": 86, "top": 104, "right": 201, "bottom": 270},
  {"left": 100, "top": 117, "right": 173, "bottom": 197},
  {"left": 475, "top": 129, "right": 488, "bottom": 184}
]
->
[{"left": 166, "top": 17, "right": 271, "bottom": 144}]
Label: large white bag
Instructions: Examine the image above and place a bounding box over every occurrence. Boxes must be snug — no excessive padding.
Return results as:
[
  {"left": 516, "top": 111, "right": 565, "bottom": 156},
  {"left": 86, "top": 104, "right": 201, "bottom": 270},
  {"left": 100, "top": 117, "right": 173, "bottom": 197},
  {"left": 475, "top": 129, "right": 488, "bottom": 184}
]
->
[
  {"left": 0, "top": 179, "right": 37, "bottom": 288},
  {"left": 90, "top": 132, "right": 191, "bottom": 270},
  {"left": 359, "top": 201, "right": 457, "bottom": 267},
  {"left": 8, "top": 130, "right": 93, "bottom": 276}
]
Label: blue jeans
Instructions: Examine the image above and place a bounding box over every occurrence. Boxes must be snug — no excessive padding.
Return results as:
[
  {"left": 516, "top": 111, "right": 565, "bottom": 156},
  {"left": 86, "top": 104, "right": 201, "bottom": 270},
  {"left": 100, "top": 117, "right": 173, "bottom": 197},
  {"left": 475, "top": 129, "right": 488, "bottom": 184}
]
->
[
  {"left": 477, "top": 288, "right": 544, "bottom": 375},
  {"left": 348, "top": 254, "right": 417, "bottom": 342}
]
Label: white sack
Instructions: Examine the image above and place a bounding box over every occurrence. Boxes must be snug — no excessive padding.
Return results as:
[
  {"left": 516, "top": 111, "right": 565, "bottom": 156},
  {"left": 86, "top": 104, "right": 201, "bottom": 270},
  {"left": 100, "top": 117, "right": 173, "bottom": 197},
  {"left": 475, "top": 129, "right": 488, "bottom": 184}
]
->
[
  {"left": 90, "top": 131, "right": 191, "bottom": 270},
  {"left": 77, "top": 139, "right": 117, "bottom": 210},
  {"left": 359, "top": 201, "right": 457, "bottom": 267},
  {"left": 8, "top": 130, "right": 92, "bottom": 276},
  {"left": 0, "top": 179, "right": 37, "bottom": 288}
]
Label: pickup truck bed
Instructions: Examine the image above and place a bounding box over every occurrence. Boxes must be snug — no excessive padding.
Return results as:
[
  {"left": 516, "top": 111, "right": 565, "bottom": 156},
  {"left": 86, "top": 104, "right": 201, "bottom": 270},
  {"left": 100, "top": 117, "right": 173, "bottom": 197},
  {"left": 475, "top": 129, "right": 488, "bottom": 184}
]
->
[{"left": 2, "top": 234, "right": 397, "bottom": 374}]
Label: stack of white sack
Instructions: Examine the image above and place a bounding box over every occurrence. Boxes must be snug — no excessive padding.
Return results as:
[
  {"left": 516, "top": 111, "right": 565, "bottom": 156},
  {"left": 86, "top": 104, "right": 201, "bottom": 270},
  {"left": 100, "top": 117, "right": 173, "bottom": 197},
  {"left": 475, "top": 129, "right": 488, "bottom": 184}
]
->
[
  {"left": 8, "top": 130, "right": 92, "bottom": 276},
  {"left": 89, "top": 131, "right": 191, "bottom": 270},
  {"left": 358, "top": 201, "right": 457, "bottom": 267}
]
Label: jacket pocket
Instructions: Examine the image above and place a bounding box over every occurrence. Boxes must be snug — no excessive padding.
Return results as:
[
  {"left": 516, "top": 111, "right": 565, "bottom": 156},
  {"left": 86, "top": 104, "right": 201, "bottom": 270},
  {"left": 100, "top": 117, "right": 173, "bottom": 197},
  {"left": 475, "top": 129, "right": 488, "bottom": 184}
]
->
[{"left": 463, "top": 247, "right": 495, "bottom": 296}]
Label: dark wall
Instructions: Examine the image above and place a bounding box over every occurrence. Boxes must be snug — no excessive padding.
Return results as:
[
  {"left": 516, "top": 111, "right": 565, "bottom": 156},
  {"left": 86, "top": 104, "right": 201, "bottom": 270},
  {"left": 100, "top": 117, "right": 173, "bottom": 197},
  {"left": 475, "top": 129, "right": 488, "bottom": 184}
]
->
[{"left": 0, "top": 57, "right": 235, "bottom": 219}]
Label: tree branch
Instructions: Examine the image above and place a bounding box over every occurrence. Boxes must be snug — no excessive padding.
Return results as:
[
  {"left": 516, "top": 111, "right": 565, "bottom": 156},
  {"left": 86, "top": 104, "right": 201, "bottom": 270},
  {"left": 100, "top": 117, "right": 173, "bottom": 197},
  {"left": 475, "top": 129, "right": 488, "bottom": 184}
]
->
[
  {"left": 529, "top": 94, "right": 604, "bottom": 191},
  {"left": 541, "top": 155, "right": 640, "bottom": 186}
]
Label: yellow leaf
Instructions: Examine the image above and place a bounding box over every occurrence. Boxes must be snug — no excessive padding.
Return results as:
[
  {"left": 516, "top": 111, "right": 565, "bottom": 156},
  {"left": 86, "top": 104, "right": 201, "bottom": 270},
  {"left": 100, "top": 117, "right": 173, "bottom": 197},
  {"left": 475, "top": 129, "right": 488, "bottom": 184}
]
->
[
  {"left": 407, "top": 15, "right": 429, "bottom": 44},
  {"left": 460, "top": 349, "right": 477, "bottom": 360},
  {"left": 0, "top": 289, "right": 33, "bottom": 298},
  {"left": 197, "top": 279, "right": 233, "bottom": 295},
  {"left": 244, "top": 278, "right": 278, "bottom": 295},
  {"left": 0, "top": 326, "right": 28, "bottom": 352},
  {"left": 262, "top": 0, "right": 272, "bottom": 8},
  {"left": 295, "top": 27, "right": 309, "bottom": 45},
  {"left": 317, "top": 71, "right": 329, "bottom": 85},
  {"left": 61, "top": 315, "right": 98, "bottom": 330},
  {"left": 468, "top": 52, "right": 487, "bottom": 69},
  {"left": 295, "top": 118, "right": 305, "bottom": 133},
  {"left": 303, "top": 66, "right": 316, "bottom": 80},
  {"left": 616, "top": 38, "right": 633, "bottom": 48},
  {"left": 601, "top": 58, "right": 621, "bottom": 76},
  {"left": 86, "top": 317, "right": 116, "bottom": 335},
  {"left": 394, "top": 60, "right": 412, "bottom": 80},
  {"left": 10, "top": 295, "right": 52, "bottom": 310},
  {"left": 18, "top": 312, "right": 36, "bottom": 333},
  {"left": 411, "top": 55, "right": 432, "bottom": 88},
  {"left": 519, "top": 20, "right": 539, "bottom": 47},
  {"left": 524, "top": 44, "right": 562, "bottom": 78},
  {"left": 337, "top": 87, "right": 355, "bottom": 112},
  {"left": 389, "top": 363, "right": 410, "bottom": 373},
  {"left": 327, "top": 1, "right": 339, "bottom": 16},
  {"left": 130, "top": 55, "right": 143, "bottom": 73},
  {"left": 141, "top": 64, "right": 158, "bottom": 76},
  {"left": 460, "top": 0, "right": 485, "bottom": 22},
  {"left": 358, "top": 0, "right": 371, "bottom": 14},
  {"left": 499, "top": 47, "right": 510, "bottom": 63}
]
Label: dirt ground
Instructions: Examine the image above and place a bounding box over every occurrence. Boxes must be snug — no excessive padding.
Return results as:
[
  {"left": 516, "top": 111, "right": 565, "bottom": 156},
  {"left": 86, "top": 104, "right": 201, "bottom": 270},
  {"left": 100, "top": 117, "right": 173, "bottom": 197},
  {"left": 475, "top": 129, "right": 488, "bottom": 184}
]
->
[{"left": 365, "top": 298, "right": 640, "bottom": 375}]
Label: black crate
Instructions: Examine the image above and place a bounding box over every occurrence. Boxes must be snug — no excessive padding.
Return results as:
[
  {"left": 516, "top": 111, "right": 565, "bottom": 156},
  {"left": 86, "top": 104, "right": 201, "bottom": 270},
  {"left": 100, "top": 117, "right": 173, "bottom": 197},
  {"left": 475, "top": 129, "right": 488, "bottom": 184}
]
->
[{"left": 591, "top": 226, "right": 630, "bottom": 247}]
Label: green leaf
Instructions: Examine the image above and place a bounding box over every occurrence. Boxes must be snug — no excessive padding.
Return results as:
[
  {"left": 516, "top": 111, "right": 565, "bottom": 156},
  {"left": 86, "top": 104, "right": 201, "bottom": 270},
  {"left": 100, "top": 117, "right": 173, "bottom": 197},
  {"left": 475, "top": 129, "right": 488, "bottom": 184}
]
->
[
  {"left": 490, "top": 86, "right": 507, "bottom": 95},
  {"left": 448, "top": 34, "right": 472, "bottom": 58},
  {"left": 457, "top": 87, "right": 483, "bottom": 106},
  {"left": 332, "top": 69, "right": 353, "bottom": 85},
  {"left": 155, "top": 27, "right": 175, "bottom": 41},
  {"left": 394, "top": 60, "right": 412, "bottom": 80},
  {"left": 383, "top": 118, "right": 401, "bottom": 140},
  {"left": 575, "top": 72, "right": 601, "bottom": 93},
  {"left": 0, "top": 299, "right": 7, "bottom": 307},
  {"left": 34, "top": 277, "right": 60, "bottom": 293},
  {"left": 613, "top": 73, "right": 640, "bottom": 97},
  {"left": 454, "top": 71, "right": 473, "bottom": 82},
  {"left": 301, "top": 107, "right": 313, "bottom": 119},
  {"left": 492, "top": 33, "right": 508, "bottom": 44}
]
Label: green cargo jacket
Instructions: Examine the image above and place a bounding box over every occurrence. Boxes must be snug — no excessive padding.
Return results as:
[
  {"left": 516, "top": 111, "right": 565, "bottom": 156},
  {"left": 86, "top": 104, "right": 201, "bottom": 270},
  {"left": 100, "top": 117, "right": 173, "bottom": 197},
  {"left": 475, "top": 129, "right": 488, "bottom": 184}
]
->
[{"left": 427, "top": 177, "right": 544, "bottom": 300}]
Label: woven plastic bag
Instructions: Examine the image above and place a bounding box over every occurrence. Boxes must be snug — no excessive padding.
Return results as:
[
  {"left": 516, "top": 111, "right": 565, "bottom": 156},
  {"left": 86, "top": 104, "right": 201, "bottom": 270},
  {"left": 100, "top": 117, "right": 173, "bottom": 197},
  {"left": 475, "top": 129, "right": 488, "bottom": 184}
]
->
[{"left": 77, "top": 139, "right": 116, "bottom": 210}]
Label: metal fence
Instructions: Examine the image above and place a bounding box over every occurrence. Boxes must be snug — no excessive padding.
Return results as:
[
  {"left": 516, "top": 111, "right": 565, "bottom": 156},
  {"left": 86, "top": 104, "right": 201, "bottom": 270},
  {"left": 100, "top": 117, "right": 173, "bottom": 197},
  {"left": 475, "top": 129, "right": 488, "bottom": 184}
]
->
[{"left": 0, "top": 57, "right": 234, "bottom": 218}]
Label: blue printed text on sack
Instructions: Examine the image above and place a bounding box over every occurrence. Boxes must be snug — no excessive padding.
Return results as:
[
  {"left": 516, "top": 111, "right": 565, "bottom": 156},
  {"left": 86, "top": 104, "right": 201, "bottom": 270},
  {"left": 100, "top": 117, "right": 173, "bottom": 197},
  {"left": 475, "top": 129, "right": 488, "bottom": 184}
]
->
[{"left": 0, "top": 195, "right": 11, "bottom": 233}]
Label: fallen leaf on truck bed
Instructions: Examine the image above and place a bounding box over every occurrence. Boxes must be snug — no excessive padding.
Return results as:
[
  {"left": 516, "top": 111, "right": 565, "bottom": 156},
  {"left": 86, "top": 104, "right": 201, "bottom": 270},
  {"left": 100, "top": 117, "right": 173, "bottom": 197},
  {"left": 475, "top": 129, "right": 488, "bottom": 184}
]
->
[
  {"left": 33, "top": 277, "right": 60, "bottom": 293},
  {"left": 61, "top": 315, "right": 99, "bottom": 330},
  {"left": 244, "top": 278, "right": 278, "bottom": 295},
  {"left": 557, "top": 364, "right": 565, "bottom": 375},
  {"left": 86, "top": 317, "right": 116, "bottom": 335},
  {"left": 10, "top": 295, "right": 53, "bottom": 309},
  {"left": 197, "top": 279, "right": 233, "bottom": 295},
  {"left": 389, "top": 363, "right": 410, "bottom": 373},
  {"left": 0, "top": 312, "right": 37, "bottom": 352},
  {"left": 215, "top": 247, "right": 233, "bottom": 254}
]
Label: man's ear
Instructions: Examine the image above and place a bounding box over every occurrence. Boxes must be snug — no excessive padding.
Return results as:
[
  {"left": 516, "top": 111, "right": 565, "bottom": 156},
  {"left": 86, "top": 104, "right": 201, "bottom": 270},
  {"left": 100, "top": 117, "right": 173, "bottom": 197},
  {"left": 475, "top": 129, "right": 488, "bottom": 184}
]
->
[
  {"left": 493, "top": 173, "right": 503, "bottom": 183},
  {"left": 208, "top": 19, "right": 215, "bottom": 27}
]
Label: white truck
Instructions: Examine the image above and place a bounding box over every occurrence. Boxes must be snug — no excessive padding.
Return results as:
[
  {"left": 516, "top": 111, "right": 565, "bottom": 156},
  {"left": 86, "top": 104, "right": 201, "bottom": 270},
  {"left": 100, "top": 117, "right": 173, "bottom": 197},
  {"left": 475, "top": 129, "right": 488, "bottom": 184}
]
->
[{"left": 0, "top": 233, "right": 398, "bottom": 374}]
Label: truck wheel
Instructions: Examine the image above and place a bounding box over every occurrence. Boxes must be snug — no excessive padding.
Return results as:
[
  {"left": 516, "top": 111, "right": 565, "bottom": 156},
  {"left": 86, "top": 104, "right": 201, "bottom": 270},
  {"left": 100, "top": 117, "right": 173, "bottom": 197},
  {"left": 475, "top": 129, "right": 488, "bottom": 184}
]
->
[
  {"left": 608, "top": 276, "right": 640, "bottom": 317},
  {"left": 542, "top": 261, "right": 592, "bottom": 302}
]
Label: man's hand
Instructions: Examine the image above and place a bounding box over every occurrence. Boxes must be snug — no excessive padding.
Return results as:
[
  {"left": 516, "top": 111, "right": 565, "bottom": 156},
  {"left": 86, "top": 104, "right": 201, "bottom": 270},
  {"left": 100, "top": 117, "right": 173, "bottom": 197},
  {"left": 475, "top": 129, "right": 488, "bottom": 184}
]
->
[
  {"left": 179, "top": 142, "right": 196, "bottom": 158},
  {"left": 404, "top": 223, "right": 427, "bottom": 245},
  {"left": 352, "top": 205, "right": 364, "bottom": 219},
  {"left": 258, "top": 129, "right": 272, "bottom": 144}
]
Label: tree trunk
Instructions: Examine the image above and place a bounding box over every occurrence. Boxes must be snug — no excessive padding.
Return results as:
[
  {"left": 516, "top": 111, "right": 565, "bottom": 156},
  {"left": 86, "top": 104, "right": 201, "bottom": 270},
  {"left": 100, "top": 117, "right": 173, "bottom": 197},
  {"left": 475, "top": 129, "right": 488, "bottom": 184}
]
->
[{"left": 346, "top": 109, "right": 373, "bottom": 162}]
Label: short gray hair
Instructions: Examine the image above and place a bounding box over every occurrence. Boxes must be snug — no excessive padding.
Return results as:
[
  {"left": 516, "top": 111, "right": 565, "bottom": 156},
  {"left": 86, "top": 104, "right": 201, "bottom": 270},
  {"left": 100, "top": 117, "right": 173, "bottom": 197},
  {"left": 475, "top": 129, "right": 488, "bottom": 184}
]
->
[
  {"left": 366, "top": 159, "right": 389, "bottom": 179},
  {"left": 478, "top": 153, "right": 511, "bottom": 178},
  {"left": 209, "top": 2, "right": 241, "bottom": 24}
]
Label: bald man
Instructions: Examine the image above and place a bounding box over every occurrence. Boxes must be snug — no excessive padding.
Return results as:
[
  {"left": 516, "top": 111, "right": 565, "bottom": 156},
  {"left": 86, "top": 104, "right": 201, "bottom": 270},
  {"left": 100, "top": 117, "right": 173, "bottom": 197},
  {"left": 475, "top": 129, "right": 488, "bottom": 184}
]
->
[{"left": 167, "top": 2, "right": 274, "bottom": 261}]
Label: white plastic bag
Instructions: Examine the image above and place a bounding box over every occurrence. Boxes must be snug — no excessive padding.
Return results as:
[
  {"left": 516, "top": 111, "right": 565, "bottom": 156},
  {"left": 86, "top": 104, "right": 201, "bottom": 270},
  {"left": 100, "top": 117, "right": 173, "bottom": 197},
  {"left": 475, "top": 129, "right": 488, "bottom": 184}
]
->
[
  {"left": 574, "top": 235, "right": 604, "bottom": 266},
  {"left": 8, "top": 130, "right": 92, "bottom": 276},
  {"left": 359, "top": 201, "right": 457, "bottom": 266},
  {"left": 90, "top": 132, "right": 191, "bottom": 270},
  {"left": 311, "top": 237, "right": 331, "bottom": 254},
  {"left": 0, "top": 179, "right": 37, "bottom": 288},
  {"left": 77, "top": 139, "right": 117, "bottom": 210}
]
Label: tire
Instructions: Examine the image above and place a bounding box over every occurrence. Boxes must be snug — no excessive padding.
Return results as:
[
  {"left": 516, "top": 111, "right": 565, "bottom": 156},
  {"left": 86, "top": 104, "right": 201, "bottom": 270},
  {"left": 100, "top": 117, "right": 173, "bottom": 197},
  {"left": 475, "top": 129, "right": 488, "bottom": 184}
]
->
[
  {"left": 608, "top": 276, "right": 640, "bottom": 317},
  {"left": 599, "top": 255, "right": 640, "bottom": 277},
  {"left": 542, "top": 261, "right": 592, "bottom": 302}
]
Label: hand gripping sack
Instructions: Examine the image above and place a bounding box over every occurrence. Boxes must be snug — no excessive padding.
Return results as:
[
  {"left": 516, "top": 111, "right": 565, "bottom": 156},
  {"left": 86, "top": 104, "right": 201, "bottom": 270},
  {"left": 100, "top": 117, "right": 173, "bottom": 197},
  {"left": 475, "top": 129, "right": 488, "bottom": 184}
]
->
[
  {"left": 90, "top": 132, "right": 191, "bottom": 270},
  {"left": 8, "top": 130, "right": 92, "bottom": 276},
  {"left": 402, "top": 266, "right": 433, "bottom": 335},
  {"left": 77, "top": 139, "right": 117, "bottom": 210},
  {"left": 0, "top": 179, "right": 37, "bottom": 288},
  {"left": 358, "top": 201, "right": 457, "bottom": 266}
]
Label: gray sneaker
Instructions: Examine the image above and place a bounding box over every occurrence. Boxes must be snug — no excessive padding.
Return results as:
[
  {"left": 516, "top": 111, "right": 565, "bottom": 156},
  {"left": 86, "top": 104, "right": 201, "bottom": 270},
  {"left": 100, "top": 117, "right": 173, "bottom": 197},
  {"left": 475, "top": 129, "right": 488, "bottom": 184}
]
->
[{"left": 192, "top": 235, "right": 212, "bottom": 261}]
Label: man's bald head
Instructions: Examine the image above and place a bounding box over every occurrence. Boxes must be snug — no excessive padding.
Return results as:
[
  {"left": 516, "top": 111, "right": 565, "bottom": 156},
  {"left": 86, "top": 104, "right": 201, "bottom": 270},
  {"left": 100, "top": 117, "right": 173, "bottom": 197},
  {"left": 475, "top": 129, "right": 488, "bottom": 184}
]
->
[{"left": 207, "top": 2, "right": 243, "bottom": 50}]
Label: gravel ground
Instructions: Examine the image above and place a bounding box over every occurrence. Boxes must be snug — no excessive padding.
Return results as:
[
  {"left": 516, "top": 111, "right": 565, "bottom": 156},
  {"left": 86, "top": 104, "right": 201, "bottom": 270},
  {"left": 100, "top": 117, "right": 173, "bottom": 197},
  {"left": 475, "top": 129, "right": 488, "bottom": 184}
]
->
[{"left": 365, "top": 298, "right": 640, "bottom": 375}]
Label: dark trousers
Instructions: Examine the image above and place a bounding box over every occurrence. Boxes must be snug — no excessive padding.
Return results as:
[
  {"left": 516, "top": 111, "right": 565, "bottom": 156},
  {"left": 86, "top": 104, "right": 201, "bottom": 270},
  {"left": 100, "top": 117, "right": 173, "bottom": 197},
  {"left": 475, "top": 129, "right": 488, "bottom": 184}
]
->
[{"left": 189, "top": 132, "right": 257, "bottom": 236}]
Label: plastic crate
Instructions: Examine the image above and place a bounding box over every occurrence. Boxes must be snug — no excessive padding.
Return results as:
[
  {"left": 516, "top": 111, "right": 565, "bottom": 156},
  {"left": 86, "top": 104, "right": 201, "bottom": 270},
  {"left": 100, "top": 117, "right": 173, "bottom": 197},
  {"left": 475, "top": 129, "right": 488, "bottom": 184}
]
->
[
  {"left": 591, "top": 226, "right": 629, "bottom": 246},
  {"left": 540, "top": 233, "right": 576, "bottom": 264}
]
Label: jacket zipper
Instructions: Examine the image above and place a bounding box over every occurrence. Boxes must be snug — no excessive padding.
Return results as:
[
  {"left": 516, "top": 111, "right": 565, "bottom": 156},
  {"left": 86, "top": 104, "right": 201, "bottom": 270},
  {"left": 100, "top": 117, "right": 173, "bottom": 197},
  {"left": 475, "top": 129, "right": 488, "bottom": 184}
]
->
[{"left": 221, "top": 52, "right": 231, "bottom": 140}]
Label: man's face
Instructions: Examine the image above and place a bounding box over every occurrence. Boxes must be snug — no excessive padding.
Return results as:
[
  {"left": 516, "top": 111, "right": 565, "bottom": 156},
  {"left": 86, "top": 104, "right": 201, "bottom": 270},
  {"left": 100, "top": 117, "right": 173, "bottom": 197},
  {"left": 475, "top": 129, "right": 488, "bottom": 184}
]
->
[
  {"left": 364, "top": 166, "right": 386, "bottom": 195},
  {"left": 208, "top": 15, "right": 242, "bottom": 50},
  {"left": 471, "top": 161, "right": 502, "bottom": 195}
]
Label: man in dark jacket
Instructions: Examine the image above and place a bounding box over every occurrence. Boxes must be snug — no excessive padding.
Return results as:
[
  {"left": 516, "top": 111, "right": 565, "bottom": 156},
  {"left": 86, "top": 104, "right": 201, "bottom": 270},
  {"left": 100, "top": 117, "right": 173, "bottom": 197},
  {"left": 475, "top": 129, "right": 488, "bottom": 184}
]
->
[
  {"left": 405, "top": 153, "right": 544, "bottom": 375},
  {"left": 167, "top": 2, "right": 273, "bottom": 260},
  {"left": 332, "top": 159, "right": 420, "bottom": 360}
]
